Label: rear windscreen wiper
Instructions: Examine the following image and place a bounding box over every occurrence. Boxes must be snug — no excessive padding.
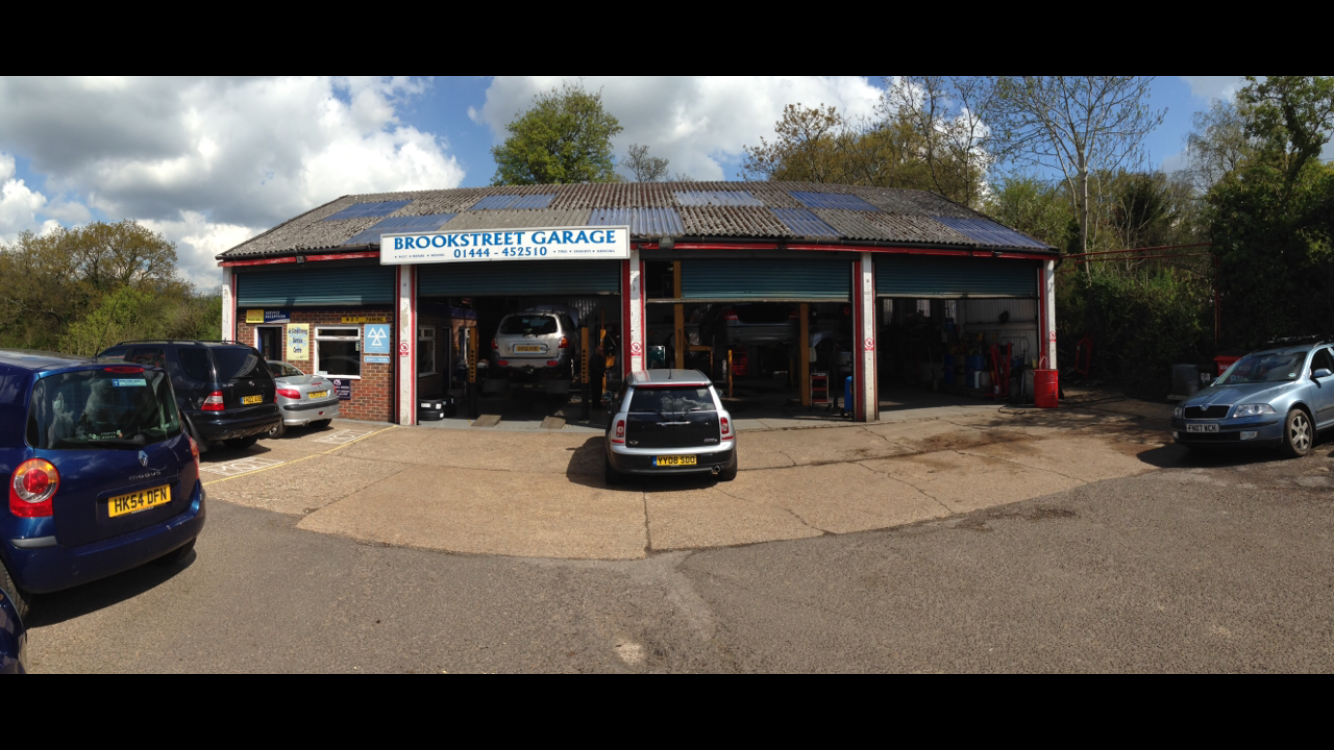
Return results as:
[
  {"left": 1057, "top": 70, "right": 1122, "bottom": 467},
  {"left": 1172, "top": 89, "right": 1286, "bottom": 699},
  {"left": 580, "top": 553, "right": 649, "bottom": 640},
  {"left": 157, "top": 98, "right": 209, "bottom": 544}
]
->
[{"left": 52, "top": 436, "right": 148, "bottom": 449}]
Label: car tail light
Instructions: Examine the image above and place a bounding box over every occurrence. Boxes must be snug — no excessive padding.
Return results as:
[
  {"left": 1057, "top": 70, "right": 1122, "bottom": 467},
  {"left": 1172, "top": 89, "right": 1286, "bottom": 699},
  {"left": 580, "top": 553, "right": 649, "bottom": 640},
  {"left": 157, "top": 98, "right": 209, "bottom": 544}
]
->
[
  {"left": 547, "top": 361, "right": 561, "bottom": 367},
  {"left": 721, "top": 417, "right": 734, "bottom": 441},
  {"left": 202, "top": 391, "right": 225, "bottom": 412},
  {"left": 9, "top": 459, "right": 58, "bottom": 518},
  {"left": 105, "top": 366, "right": 145, "bottom": 374},
  {"left": 559, "top": 337, "right": 570, "bottom": 350},
  {"left": 277, "top": 388, "right": 301, "bottom": 400},
  {"left": 188, "top": 435, "right": 201, "bottom": 473},
  {"left": 613, "top": 419, "right": 626, "bottom": 444},
  {"left": 724, "top": 310, "right": 739, "bottom": 322},
  {"left": 498, "top": 361, "right": 509, "bottom": 367},
  {"left": 491, "top": 339, "right": 499, "bottom": 350}
]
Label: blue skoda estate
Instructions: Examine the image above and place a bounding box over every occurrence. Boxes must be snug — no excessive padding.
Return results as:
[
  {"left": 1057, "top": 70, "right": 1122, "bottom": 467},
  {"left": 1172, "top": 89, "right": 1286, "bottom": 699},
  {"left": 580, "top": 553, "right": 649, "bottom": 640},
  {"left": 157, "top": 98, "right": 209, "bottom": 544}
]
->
[
  {"left": 1173, "top": 340, "right": 1334, "bottom": 457},
  {"left": 0, "top": 350, "right": 206, "bottom": 619}
]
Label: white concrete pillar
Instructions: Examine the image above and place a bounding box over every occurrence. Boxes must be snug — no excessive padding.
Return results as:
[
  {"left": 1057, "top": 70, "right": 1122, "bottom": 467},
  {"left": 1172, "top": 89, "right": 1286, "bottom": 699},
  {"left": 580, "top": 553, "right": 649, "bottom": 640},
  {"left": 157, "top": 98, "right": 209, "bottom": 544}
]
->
[
  {"left": 221, "top": 266, "right": 236, "bottom": 342},
  {"left": 396, "top": 264, "right": 417, "bottom": 426},
  {"left": 854, "top": 254, "right": 879, "bottom": 423},
  {"left": 1042, "top": 260, "right": 1058, "bottom": 371},
  {"left": 625, "top": 250, "right": 646, "bottom": 376}
]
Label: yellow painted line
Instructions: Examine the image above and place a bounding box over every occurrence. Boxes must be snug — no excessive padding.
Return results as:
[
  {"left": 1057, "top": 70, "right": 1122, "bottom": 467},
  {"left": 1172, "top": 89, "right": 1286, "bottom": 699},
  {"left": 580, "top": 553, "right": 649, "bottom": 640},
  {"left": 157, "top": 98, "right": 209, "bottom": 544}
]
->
[{"left": 203, "top": 426, "right": 398, "bottom": 487}]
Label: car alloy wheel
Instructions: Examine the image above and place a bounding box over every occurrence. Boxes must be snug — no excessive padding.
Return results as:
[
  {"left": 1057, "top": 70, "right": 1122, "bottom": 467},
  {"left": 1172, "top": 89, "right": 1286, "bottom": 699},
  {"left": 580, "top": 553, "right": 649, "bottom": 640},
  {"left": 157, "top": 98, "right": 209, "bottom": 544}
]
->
[{"left": 1284, "top": 410, "right": 1314, "bottom": 458}]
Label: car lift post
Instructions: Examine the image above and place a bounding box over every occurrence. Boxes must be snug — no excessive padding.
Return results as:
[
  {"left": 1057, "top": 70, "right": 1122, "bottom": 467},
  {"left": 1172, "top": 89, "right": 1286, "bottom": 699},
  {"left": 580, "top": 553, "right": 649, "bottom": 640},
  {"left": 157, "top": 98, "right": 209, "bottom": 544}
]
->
[
  {"left": 580, "top": 327, "right": 591, "bottom": 422},
  {"left": 466, "top": 328, "right": 480, "bottom": 420}
]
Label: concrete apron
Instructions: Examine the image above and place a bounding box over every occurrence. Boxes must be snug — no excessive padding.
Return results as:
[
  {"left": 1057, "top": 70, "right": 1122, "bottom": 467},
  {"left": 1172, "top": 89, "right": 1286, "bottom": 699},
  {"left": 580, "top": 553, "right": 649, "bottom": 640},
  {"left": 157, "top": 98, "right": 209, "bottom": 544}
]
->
[{"left": 200, "top": 403, "right": 1176, "bottom": 561}]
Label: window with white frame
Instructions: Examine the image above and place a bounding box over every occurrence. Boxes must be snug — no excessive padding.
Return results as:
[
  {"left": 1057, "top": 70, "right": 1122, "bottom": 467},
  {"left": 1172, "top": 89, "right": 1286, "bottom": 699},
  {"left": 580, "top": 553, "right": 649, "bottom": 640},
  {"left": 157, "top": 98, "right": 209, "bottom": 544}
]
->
[
  {"left": 418, "top": 327, "right": 437, "bottom": 377},
  {"left": 315, "top": 327, "right": 361, "bottom": 379}
]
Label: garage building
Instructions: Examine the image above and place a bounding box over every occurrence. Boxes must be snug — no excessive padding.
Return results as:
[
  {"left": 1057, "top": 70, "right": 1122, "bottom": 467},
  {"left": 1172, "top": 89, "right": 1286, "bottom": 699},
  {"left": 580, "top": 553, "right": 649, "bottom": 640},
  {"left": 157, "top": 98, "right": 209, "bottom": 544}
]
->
[{"left": 216, "top": 182, "right": 1059, "bottom": 426}]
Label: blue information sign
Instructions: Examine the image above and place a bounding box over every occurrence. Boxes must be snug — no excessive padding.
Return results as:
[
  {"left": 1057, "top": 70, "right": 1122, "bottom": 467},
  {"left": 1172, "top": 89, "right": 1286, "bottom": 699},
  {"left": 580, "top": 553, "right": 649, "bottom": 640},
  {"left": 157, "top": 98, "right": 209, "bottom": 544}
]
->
[{"left": 364, "top": 324, "right": 391, "bottom": 355}]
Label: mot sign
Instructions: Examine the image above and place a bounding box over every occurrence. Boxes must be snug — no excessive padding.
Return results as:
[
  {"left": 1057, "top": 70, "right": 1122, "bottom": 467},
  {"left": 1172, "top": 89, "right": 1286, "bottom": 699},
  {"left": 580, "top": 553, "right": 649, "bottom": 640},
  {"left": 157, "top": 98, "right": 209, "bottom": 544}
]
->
[{"left": 380, "top": 226, "right": 630, "bottom": 265}]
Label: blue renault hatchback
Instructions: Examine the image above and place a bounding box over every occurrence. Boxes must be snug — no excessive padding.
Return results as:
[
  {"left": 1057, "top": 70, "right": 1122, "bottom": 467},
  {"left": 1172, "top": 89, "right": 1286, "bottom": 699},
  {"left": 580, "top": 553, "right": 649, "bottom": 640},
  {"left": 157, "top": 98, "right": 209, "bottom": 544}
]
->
[
  {"left": 1173, "top": 341, "right": 1334, "bottom": 457},
  {"left": 0, "top": 350, "right": 206, "bottom": 619},
  {"left": 0, "top": 582, "right": 24, "bottom": 674}
]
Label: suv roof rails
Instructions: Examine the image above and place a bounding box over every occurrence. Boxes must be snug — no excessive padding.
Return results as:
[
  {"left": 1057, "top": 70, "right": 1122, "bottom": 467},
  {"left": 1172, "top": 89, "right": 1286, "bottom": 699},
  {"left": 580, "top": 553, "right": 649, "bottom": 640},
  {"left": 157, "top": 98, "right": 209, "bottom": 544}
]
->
[
  {"left": 111, "top": 340, "right": 251, "bottom": 347},
  {"left": 1261, "top": 335, "right": 1331, "bottom": 349}
]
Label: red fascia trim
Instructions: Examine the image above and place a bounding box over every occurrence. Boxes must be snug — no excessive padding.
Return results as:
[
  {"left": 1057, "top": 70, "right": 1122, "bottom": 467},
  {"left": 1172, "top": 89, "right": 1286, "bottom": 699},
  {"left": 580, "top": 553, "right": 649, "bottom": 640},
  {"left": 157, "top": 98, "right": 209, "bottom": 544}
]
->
[{"left": 220, "top": 251, "right": 380, "bottom": 268}]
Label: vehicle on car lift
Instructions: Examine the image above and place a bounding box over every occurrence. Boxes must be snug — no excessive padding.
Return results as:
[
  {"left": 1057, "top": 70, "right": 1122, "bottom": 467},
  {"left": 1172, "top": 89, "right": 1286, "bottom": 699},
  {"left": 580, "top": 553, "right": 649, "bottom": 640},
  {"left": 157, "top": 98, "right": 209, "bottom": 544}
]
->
[{"left": 490, "top": 306, "right": 583, "bottom": 396}]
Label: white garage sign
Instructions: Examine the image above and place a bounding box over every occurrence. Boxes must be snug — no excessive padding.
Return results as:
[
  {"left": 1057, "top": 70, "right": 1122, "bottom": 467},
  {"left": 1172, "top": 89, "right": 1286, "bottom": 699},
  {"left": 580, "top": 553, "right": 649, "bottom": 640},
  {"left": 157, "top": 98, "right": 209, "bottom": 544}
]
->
[{"left": 381, "top": 226, "right": 630, "bottom": 265}]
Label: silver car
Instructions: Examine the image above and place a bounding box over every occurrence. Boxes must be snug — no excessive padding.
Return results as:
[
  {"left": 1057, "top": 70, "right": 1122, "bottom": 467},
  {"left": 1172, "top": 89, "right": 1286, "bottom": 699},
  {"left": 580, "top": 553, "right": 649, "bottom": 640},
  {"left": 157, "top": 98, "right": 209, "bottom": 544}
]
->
[
  {"left": 265, "top": 361, "right": 341, "bottom": 438},
  {"left": 492, "top": 308, "right": 582, "bottom": 378}
]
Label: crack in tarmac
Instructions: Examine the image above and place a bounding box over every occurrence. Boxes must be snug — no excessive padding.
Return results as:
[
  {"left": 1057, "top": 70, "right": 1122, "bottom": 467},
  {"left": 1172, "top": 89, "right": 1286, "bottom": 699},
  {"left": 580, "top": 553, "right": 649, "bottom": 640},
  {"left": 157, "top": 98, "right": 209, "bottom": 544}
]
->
[
  {"left": 710, "top": 485, "right": 827, "bottom": 537},
  {"left": 951, "top": 448, "right": 1092, "bottom": 487},
  {"left": 855, "top": 462, "right": 954, "bottom": 516}
]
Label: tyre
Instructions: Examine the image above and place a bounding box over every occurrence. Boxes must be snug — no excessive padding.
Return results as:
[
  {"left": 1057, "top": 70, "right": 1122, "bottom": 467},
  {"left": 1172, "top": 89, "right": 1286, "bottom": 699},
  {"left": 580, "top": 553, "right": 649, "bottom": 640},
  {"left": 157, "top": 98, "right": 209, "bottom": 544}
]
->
[
  {"left": 0, "top": 562, "right": 28, "bottom": 622},
  {"left": 1282, "top": 409, "right": 1315, "bottom": 458},
  {"left": 311, "top": 420, "right": 333, "bottom": 430},
  {"left": 604, "top": 454, "right": 623, "bottom": 486},
  {"left": 718, "top": 453, "right": 739, "bottom": 482},
  {"left": 224, "top": 436, "right": 259, "bottom": 451},
  {"left": 266, "top": 420, "right": 287, "bottom": 440}
]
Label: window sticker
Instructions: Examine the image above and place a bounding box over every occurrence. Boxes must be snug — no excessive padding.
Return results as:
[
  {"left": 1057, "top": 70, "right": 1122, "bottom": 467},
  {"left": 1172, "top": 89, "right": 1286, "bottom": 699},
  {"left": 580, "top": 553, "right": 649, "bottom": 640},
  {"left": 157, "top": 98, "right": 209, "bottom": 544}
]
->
[{"left": 111, "top": 379, "right": 148, "bottom": 388}]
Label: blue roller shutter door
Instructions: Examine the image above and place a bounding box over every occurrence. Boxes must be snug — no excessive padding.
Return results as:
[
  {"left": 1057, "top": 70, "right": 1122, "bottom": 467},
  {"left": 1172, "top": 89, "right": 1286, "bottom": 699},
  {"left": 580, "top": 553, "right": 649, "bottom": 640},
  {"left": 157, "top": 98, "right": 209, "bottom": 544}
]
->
[
  {"left": 418, "top": 261, "right": 620, "bottom": 296},
  {"left": 680, "top": 260, "right": 851, "bottom": 301},
  {"left": 875, "top": 255, "right": 1039, "bottom": 298},
  {"left": 236, "top": 265, "right": 395, "bottom": 307}
]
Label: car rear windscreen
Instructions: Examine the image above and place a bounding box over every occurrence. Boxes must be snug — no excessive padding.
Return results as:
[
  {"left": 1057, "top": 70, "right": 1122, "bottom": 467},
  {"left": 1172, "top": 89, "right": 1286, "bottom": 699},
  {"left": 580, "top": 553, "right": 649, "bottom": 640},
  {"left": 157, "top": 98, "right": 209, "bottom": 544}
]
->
[
  {"left": 212, "top": 349, "right": 267, "bottom": 381},
  {"left": 629, "top": 387, "right": 715, "bottom": 414},
  {"left": 501, "top": 316, "right": 558, "bottom": 335},
  {"left": 27, "top": 369, "right": 182, "bottom": 450}
]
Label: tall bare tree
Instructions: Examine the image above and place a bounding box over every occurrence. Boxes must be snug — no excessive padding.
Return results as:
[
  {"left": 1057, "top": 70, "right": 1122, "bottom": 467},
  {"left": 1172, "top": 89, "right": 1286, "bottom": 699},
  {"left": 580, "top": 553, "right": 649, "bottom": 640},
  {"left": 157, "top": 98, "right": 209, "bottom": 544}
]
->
[
  {"left": 622, "top": 144, "right": 671, "bottom": 182},
  {"left": 887, "top": 76, "right": 1001, "bottom": 208},
  {"left": 991, "top": 76, "right": 1167, "bottom": 255}
]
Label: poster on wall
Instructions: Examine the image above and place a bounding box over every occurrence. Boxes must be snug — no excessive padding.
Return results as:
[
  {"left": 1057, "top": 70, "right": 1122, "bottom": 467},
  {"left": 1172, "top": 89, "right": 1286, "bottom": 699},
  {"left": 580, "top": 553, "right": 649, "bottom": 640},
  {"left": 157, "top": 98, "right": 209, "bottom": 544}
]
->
[
  {"left": 287, "top": 324, "right": 310, "bottom": 361},
  {"left": 332, "top": 379, "right": 352, "bottom": 401}
]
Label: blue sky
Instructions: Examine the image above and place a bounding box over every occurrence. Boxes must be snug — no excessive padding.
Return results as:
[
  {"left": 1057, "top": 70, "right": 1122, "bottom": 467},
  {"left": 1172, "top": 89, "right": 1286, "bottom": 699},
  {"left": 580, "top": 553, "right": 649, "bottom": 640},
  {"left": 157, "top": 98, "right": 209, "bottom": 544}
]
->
[{"left": 0, "top": 76, "right": 1245, "bottom": 287}]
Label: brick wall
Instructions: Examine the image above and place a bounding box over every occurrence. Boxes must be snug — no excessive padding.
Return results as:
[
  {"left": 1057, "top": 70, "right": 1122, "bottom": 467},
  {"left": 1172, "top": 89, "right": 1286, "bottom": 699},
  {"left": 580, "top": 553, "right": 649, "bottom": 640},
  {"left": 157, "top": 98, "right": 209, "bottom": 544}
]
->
[{"left": 237, "top": 307, "right": 395, "bottom": 423}]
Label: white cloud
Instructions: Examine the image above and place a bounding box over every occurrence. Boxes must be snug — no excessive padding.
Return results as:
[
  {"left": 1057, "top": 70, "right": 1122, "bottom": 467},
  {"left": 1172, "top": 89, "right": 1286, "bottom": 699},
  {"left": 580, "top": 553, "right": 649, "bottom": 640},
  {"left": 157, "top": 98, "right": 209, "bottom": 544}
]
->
[
  {"left": 139, "top": 212, "right": 261, "bottom": 290},
  {"left": 1181, "top": 76, "right": 1246, "bottom": 102},
  {"left": 474, "top": 76, "right": 885, "bottom": 181},
  {"left": 0, "top": 76, "right": 467, "bottom": 286},
  {"left": 0, "top": 152, "right": 49, "bottom": 244}
]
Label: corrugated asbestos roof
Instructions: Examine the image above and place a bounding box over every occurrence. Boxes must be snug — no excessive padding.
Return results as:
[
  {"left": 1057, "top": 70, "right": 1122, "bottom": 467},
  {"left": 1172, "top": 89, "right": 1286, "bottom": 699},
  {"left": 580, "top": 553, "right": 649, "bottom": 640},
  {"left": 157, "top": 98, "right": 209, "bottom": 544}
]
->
[{"left": 219, "top": 182, "right": 1055, "bottom": 259}]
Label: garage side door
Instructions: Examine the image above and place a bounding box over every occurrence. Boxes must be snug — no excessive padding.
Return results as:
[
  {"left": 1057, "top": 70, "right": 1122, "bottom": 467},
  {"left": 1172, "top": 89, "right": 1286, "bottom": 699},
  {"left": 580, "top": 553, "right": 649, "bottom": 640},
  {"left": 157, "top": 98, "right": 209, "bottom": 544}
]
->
[
  {"left": 418, "top": 261, "right": 620, "bottom": 296},
  {"left": 680, "top": 260, "right": 851, "bottom": 301},
  {"left": 875, "top": 255, "right": 1039, "bottom": 298},
  {"left": 236, "top": 265, "right": 396, "bottom": 307}
]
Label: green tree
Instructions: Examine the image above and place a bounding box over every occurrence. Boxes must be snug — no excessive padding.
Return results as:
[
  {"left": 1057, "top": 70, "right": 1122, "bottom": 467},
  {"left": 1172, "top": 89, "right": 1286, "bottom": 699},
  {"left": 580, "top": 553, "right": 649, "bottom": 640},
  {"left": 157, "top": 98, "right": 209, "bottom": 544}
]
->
[
  {"left": 0, "top": 221, "right": 217, "bottom": 353},
  {"left": 491, "top": 82, "right": 624, "bottom": 186},
  {"left": 740, "top": 103, "right": 971, "bottom": 197},
  {"left": 1205, "top": 76, "right": 1334, "bottom": 346}
]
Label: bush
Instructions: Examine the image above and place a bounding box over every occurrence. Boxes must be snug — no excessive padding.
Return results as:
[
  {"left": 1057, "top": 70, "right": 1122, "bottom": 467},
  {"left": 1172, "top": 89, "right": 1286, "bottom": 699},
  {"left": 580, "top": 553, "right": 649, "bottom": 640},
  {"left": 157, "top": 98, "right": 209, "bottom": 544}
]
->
[{"left": 1058, "top": 266, "right": 1213, "bottom": 399}]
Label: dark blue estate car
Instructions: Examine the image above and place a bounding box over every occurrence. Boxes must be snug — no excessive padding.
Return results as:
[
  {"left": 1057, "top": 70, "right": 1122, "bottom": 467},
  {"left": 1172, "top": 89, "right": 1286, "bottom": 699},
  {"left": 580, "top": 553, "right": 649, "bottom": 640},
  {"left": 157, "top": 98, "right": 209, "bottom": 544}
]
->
[{"left": 0, "top": 350, "right": 206, "bottom": 620}]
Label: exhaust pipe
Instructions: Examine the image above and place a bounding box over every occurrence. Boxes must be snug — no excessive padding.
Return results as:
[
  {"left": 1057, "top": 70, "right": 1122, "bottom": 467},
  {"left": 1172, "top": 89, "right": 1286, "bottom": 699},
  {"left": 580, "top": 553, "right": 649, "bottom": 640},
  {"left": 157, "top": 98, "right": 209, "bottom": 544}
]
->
[{"left": 712, "top": 466, "right": 722, "bottom": 476}]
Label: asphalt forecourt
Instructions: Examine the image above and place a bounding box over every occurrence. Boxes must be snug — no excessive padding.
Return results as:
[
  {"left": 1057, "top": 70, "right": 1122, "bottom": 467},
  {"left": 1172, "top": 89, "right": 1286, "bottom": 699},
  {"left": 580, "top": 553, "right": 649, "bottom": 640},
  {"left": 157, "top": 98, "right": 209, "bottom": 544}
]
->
[{"left": 201, "top": 403, "right": 1180, "bottom": 560}]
